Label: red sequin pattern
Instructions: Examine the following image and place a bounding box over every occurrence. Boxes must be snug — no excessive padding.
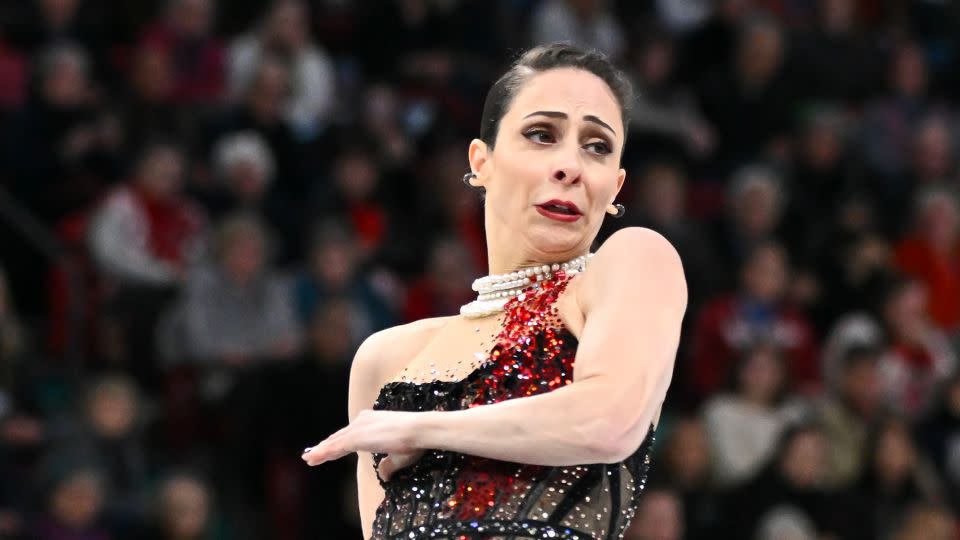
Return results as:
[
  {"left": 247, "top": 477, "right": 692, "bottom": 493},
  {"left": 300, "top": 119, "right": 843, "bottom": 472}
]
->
[{"left": 441, "top": 271, "right": 577, "bottom": 520}]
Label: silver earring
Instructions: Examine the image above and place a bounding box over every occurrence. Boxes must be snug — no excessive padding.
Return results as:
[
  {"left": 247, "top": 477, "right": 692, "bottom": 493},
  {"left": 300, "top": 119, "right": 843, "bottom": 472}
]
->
[
  {"left": 607, "top": 203, "right": 626, "bottom": 218},
  {"left": 462, "top": 172, "right": 477, "bottom": 187}
]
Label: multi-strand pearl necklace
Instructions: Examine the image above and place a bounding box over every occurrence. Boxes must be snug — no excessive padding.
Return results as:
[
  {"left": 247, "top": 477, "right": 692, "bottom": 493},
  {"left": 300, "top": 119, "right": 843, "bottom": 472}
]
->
[{"left": 459, "top": 253, "right": 594, "bottom": 318}]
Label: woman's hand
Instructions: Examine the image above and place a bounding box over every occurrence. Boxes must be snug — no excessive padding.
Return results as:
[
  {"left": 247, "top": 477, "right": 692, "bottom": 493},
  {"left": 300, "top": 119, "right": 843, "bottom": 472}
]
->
[
  {"left": 377, "top": 450, "right": 426, "bottom": 481},
  {"left": 301, "top": 409, "right": 423, "bottom": 467}
]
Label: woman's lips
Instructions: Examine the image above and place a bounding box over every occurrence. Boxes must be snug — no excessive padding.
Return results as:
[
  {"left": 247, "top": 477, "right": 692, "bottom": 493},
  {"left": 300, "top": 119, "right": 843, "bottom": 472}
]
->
[{"left": 535, "top": 205, "right": 582, "bottom": 222}]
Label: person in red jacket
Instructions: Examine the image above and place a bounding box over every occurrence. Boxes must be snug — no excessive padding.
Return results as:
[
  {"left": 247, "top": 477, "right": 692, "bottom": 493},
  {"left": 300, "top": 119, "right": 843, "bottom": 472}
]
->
[
  {"left": 894, "top": 187, "right": 960, "bottom": 333},
  {"left": 139, "top": 0, "right": 224, "bottom": 104},
  {"left": 688, "top": 240, "right": 819, "bottom": 402}
]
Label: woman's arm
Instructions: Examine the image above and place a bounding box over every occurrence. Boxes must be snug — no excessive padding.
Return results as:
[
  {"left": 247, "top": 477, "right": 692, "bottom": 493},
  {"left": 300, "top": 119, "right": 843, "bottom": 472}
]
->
[
  {"left": 304, "top": 228, "right": 687, "bottom": 469},
  {"left": 415, "top": 228, "right": 687, "bottom": 464}
]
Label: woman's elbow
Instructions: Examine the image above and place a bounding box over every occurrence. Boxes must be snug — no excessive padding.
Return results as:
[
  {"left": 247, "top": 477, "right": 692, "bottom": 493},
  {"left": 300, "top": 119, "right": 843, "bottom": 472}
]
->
[
  {"left": 579, "top": 414, "right": 632, "bottom": 463},
  {"left": 586, "top": 409, "right": 653, "bottom": 463}
]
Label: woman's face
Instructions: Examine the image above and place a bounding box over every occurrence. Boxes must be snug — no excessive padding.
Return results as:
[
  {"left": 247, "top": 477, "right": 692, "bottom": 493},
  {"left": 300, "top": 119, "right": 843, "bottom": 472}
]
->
[
  {"left": 875, "top": 423, "right": 916, "bottom": 481},
  {"left": 223, "top": 234, "right": 265, "bottom": 283},
  {"left": 470, "top": 68, "right": 626, "bottom": 257},
  {"left": 666, "top": 419, "right": 710, "bottom": 483},
  {"left": 780, "top": 431, "right": 827, "bottom": 488},
  {"left": 162, "top": 478, "right": 209, "bottom": 538},
  {"left": 739, "top": 347, "right": 783, "bottom": 405}
]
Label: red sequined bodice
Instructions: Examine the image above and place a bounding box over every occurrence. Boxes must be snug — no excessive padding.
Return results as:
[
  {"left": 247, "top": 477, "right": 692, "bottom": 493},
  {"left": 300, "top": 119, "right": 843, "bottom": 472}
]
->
[{"left": 369, "top": 271, "right": 656, "bottom": 540}]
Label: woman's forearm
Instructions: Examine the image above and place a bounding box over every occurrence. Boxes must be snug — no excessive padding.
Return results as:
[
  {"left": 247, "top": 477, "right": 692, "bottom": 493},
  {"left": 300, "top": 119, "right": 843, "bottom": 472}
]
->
[{"left": 413, "top": 377, "right": 634, "bottom": 466}]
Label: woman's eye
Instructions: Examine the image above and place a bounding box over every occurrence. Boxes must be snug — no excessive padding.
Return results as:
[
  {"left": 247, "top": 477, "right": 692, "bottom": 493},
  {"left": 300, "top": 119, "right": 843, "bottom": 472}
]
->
[
  {"left": 525, "top": 129, "right": 554, "bottom": 143},
  {"left": 586, "top": 141, "right": 612, "bottom": 155},
  {"left": 525, "top": 129, "right": 611, "bottom": 155}
]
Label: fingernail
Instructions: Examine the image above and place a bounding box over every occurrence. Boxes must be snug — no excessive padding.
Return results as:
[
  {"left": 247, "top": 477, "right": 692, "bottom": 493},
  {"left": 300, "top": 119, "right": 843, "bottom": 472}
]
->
[{"left": 303, "top": 446, "right": 312, "bottom": 454}]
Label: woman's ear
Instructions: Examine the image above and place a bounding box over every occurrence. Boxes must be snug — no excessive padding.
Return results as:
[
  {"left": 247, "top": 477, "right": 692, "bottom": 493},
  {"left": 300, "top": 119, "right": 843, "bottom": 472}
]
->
[
  {"left": 615, "top": 168, "right": 626, "bottom": 198},
  {"left": 468, "top": 139, "right": 490, "bottom": 188}
]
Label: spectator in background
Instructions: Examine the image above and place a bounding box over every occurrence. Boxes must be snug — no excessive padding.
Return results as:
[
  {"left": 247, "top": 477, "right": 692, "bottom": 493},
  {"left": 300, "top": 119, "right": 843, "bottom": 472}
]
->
[
  {"left": 816, "top": 211, "right": 893, "bottom": 328},
  {"left": 889, "top": 502, "right": 957, "bottom": 540},
  {"left": 623, "top": 23, "right": 714, "bottom": 163},
  {"left": 753, "top": 506, "right": 818, "bottom": 540},
  {"left": 8, "top": 0, "right": 105, "bottom": 78},
  {"left": 878, "top": 275, "right": 956, "bottom": 418},
  {"left": 789, "top": 0, "right": 880, "bottom": 105},
  {"left": 4, "top": 42, "right": 111, "bottom": 221},
  {"left": 678, "top": 0, "right": 750, "bottom": 89},
  {"left": 688, "top": 241, "right": 818, "bottom": 400},
  {"left": 139, "top": 472, "right": 222, "bottom": 540},
  {"left": 917, "top": 374, "right": 960, "bottom": 513},
  {"left": 817, "top": 343, "right": 887, "bottom": 488},
  {"left": 63, "top": 375, "right": 150, "bottom": 536},
  {"left": 312, "top": 145, "right": 391, "bottom": 258},
  {"left": 894, "top": 188, "right": 960, "bottom": 334},
  {"left": 88, "top": 140, "right": 204, "bottom": 287},
  {"left": 875, "top": 114, "right": 958, "bottom": 236},
  {"left": 211, "top": 57, "right": 302, "bottom": 196},
  {"left": 228, "top": 0, "right": 336, "bottom": 140},
  {"left": 782, "top": 106, "right": 858, "bottom": 264},
  {"left": 703, "top": 341, "right": 808, "bottom": 487},
  {"left": 530, "top": 0, "right": 626, "bottom": 61},
  {"left": 721, "top": 424, "right": 836, "bottom": 540},
  {"left": 30, "top": 461, "right": 110, "bottom": 540},
  {"left": 355, "top": 84, "right": 415, "bottom": 171},
  {"left": 120, "top": 45, "right": 196, "bottom": 155},
  {"left": 292, "top": 221, "right": 396, "bottom": 350},
  {"left": 908, "top": 115, "right": 955, "bottom": 188},
  {"left": 714, "top": 164, "right": 788, "bottom": 277},
  {"left": 860, "top": 41, "right": 932, "bottom": 208},
  {"left": 88, "top": 140, "right": 205, "bottom": 388},
  {"left": 699, "top": 15, "right": 793, "bottom": 170},
  {"left": 649, "top": 415, "right": 720, "bottom": 539},
  {"left": 622, "top": 488, "right": 684, "bottom": 540},
  {"left": 176, "top": 214, "right": 300, "bottom": 367},
  {"left": 850, "top": 417, "right": 943, "bottom": 539},
  {"left": 201, "top": 131, "right": 300, "bottom": 263},
  {"left": 208, "top": 132, "right": 275, "bottom": 217},
  {"left": 139, "top": 0, "right": 224, "bottom": 105},
  {"left": 404, "top": 236, "right": 478, "bottom": 321}
]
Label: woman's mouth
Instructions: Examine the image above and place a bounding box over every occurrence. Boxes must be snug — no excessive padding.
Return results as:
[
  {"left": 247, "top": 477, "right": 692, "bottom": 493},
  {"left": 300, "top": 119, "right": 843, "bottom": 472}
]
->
[{"left": 535, "top": 200, "right": 582, "bottom": 222}]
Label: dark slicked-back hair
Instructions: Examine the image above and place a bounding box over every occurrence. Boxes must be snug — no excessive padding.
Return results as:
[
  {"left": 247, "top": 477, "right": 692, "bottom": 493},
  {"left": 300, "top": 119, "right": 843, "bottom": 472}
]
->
[{"left": 479, "top": 42, "right": 634, "bottom": 151}]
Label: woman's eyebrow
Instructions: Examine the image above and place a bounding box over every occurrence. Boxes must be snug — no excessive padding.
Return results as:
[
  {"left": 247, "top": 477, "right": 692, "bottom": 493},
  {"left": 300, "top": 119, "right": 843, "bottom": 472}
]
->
[{"left": 522, "top": 111, "right": 616, "bottom": 136}]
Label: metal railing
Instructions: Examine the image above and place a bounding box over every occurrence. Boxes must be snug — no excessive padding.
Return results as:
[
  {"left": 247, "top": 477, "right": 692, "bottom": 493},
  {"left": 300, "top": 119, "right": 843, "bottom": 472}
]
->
[{"left": 0, "top": 186, "right": 85, "bottom": 378}]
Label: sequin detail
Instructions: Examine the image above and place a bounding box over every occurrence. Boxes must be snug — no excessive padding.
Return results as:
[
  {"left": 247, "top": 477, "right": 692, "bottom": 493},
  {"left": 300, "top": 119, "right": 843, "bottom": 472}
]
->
[{"left": 370, "top": 271, "right": 656, "bottom": 540}]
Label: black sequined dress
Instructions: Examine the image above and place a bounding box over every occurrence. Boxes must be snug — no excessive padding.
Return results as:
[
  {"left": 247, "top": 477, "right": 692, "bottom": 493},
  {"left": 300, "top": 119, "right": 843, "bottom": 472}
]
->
[{"left": 369, "top": 270, "right": 656, "bottom": 540}]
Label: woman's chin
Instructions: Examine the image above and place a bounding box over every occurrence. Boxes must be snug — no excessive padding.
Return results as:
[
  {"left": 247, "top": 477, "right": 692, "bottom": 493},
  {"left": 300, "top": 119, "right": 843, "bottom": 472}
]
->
[{"left": 526, "top": 227, "right": 589, "bottom": 256}]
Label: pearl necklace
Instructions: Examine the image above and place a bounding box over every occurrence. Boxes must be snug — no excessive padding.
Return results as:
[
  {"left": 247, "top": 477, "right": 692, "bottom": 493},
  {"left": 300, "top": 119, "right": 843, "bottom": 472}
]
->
[{"left": 460, "top": 253, "right": 594, "bottom": 318}]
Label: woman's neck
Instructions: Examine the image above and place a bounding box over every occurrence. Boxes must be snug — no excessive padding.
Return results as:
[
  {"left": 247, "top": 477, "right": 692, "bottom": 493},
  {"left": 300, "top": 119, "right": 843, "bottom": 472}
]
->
[
  {"left": 485, "top": 250, "right": 589, "bottom": 276},
  {"left": 481, "top": 211, "right": 592, "bottom": 275}
]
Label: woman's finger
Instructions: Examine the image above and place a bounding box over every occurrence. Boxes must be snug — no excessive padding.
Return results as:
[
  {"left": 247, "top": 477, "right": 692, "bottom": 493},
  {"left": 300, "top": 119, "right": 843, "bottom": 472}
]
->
[{"left": 378, "top": 450, "right": 425, "bottom": 481}]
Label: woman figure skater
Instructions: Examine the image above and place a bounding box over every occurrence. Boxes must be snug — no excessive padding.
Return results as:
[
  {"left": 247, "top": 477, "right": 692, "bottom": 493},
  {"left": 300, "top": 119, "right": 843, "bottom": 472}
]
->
[{"left": 302, "top": 42, "right": 688, "bottom": 540}]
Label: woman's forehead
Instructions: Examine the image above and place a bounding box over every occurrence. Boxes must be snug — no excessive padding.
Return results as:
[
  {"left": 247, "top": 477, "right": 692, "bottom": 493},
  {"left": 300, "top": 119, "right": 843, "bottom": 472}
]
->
[{"left": 504, "top": 68, "right": 622, "bottom": 131}]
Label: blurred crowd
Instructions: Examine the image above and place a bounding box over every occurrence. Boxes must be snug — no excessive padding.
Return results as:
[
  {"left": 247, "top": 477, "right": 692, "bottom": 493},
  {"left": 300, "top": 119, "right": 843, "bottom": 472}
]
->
[{"left": 0, "top": 0, "right": 960, "bottom": 538}]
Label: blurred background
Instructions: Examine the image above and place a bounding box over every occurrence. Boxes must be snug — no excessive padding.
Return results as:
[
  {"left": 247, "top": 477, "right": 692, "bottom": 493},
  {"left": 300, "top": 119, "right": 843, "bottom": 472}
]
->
[{"left": 0, "top": 0, "right": 959, "bottom": 539}]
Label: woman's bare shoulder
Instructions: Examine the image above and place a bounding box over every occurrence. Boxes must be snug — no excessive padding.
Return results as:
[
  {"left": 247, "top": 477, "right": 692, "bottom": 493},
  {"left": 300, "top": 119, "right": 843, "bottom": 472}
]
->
[
  {"left": 348, "top": 316, "right": 457, "bottom": 415},
  {"left": 576, "top": 227, "right": 686, "bottom": 311}
]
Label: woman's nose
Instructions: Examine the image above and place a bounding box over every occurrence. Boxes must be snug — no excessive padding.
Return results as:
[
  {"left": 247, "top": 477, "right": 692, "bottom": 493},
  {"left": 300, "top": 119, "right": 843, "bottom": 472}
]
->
[{"left": 552, "top": 150, "right": 582, "bottom": 183}]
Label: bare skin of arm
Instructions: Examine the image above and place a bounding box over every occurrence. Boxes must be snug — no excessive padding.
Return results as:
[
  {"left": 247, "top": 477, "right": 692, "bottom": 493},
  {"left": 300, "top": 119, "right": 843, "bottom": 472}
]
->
[{"left": 307, "top": 227, "right": 687, "bottom": 473}]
